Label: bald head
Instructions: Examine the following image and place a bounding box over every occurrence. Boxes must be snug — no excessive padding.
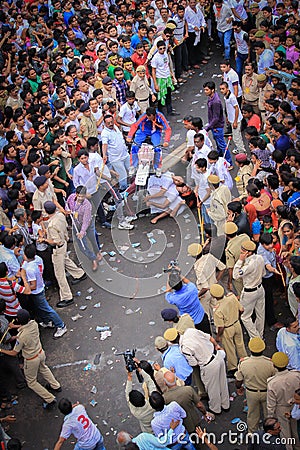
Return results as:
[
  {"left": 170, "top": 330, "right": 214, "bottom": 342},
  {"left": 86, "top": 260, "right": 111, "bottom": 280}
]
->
[
  {"left": 116, "top": 431, "right": 132, "bottom": 446},
  {"left": 163, "top": 370, "right": 176, "bottom": 387}
]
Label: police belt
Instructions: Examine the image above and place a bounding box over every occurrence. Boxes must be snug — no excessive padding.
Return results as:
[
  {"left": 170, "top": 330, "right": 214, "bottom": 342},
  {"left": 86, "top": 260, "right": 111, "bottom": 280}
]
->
[
  {"left": 224, "top": 319, "right": 239, "bottom": 328},
  {"left": 54, "top": 243, "right": 64, "bottom": 249},
  {"left": 138, "top": 97, "right": 149, "bottom": 102},
  {"left": 246, "top": 387, "right": 267, "bottom": 392},
  {"left": 26, "top": 348, "right": 43, "bottom": 361},
  {"left": 203, "top": 348, "right": 217, "bottom": 367},
  {"left": 243, "top": 284, "right": 262, "bottom": 292}
]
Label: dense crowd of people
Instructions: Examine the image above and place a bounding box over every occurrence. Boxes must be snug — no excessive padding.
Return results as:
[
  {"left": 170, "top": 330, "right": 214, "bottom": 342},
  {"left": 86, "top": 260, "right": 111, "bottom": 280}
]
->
[{"left": 0, "top": 0, "right": 300, "bottom": 447}]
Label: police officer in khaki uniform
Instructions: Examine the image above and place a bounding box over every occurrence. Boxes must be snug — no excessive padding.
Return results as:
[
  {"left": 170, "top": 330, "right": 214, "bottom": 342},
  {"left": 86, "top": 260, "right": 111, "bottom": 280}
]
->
[
  {"left": 210, "top": 284, "right": 247, "bottom": 377},
  {"left": 235, "top": 337, "right": 276, "bottom": 434},
  {"left": 207, "top": 175, "right": 232, "bottom": 237},
  {"left": 225, "top": 222, "right": 250, "bottom": 298},
  {"left": 233, "top": 240, "right": 266, "bottom": 338},
  {"left": 188, "top": 243, "right": 226, "bottom": 321},
  {"left": 267, "top": 352, "right": 300, "bottom": 450},
  {"left": 44, "top": 201, "right": 86, "bottom": 308},
  {"left": 0, "top": 309, "right": 60, "bottom": 409}
]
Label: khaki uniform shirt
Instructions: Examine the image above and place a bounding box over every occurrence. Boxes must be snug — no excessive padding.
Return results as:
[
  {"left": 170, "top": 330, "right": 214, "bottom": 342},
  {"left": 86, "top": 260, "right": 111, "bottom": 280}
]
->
[
  {"left": 214, "top": 293, "right": 243, "bottom": 328},
  {"left": 258, "top": 83, "right": 274, "bottom": 111},
  {"left": 225, "top": 234, "right": 250, "bottom": 269},
  {"left": 47, "top": 211, "right": 68, "bottom": 245},
  {"left": 130, "top": 77, "right": 153, "bottom": 100},
  {"left": 235, "top": 355, "right": 276, "bottom": 390},
  {"left": 174, "top": 314, "right": 195, "bottom": 335},
  {"left": 267, "top": 370, "right": 300, "bottom": 416},
  {"left": 233, "top": 254, "right": 266, "bottom": 288},
  {"left": 236, "top": 164, "right": 253, "bottom": 199},
  {"left": 164, "top": 386, "right": 201, "bottom": 433},
  {"left": 242, "top": 73, "right": 259, "bottom": 104},
  {"left": 14, "top": 320, "right": 42, "bottom": 359},
  {"left": 32, "top": 185, "right": 57, "bottom": 216},
  {"left": 209, "top": 185, "right": 232, "bottom": 223},
  {"left": 80, "top": 115, "right": 98, "bottom": 139},
  {"left": 194, "top": 254, "right": 226, "bottom": 290}
]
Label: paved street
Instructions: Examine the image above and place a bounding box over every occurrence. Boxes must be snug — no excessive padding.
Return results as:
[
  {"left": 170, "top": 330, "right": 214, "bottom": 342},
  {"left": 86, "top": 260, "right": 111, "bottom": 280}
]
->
[{"left": 9, "top": 49, "right": 285, "bottom": 450}]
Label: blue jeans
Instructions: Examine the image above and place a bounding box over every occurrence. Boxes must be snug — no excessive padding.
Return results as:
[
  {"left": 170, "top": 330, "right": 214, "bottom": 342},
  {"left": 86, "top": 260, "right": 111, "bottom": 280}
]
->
[
  {"left": 131, "top": 129, "right": 161, "bottom": 168},
  {"left": 31, "top": 290, "right": 64, "bottom": 328},
  {"left": 236, "top": 52, "right": 248, "bottom": 82},
  {"left": 201, "top": 204, "right": 211, "bottom": 225},
  {"left": 171, "top": 432, "right": 196, "bottom": 450},
  {"left": 74, "top": 439, "right": 106, "bottom": 450},
  {"left": 76, "top": 223, "right": 100, "bottom": 261},
  {"left": 211, "top": 128, "right": 232, "bottom": 165},
  {"left": 218, "top": 29, "right": 232, "bottom": 60},
  {"left": 111, "top": 155, "right": 130, "bottom": 190}
]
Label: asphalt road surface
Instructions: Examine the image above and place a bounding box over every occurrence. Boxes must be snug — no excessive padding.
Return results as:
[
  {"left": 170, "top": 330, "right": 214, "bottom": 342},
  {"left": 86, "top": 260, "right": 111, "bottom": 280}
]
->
[{"left": 7, "top": 48, "right": 287, "bottom": 450}]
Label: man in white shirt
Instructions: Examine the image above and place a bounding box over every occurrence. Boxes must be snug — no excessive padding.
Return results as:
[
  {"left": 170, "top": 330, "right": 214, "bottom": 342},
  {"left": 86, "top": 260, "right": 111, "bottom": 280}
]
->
[
  {"left": 101, "top": 114, "right": 130, "bottom": 191},
  {"left": 117, "top": 91, "right": 141, "bottom": 136},
  {"left": 220, "top": 60, "right": 243, "bottom": 104},
  {"left": 220, "top": 81, "right": 246, "bottom": 154},
  {"left": 184, "top": 0, "right": 207, "bottom": 68},
  {"left": 151, "top": 40, "right": 175, "bottom": 115}
]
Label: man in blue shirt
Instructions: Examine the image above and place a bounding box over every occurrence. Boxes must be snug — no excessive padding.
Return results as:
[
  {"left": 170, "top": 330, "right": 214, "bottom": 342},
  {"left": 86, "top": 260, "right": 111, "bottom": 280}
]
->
[
  {"left": 276, "top": 316, "right": 300, "bottom": 370},
  {"left": 154, "top": 336, "right": 193, "bottom": 385},
  {"left": 287, "top": 179, "right": 300, "bottom": 208},
  {"left": 165, "top": 267, "right": 210, "bottom": 334},
  {"left": 131, "top": 24, "right": 148, "bottom": 49}
]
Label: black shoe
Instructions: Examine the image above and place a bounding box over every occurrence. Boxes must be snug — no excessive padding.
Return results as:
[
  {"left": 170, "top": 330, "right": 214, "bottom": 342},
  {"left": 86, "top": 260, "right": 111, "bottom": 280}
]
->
[
  {"left": 227, "top": 369, "right": 237, "bottom": 378},
  {"left": 168, "top": 111, "right": 180, "bottom": 116},
  {"left": 45, "top": 383, "right": 62, "bottom": 393},
  {"left": 71, "top": 274, "right": 87, "bottom": 285},
  {"left": 56, "top": 299, "right": 74, "bottom": 308},
  {"left": 43, "top": 399, "right": 57, "bottom": 410}
]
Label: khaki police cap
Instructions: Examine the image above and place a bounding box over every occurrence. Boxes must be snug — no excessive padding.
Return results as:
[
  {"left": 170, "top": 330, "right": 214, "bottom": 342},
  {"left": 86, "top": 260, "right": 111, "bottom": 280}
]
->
[
  {"left": 241, "top": 240, "right": 256, "bottom": 251},
  {"left": 188, "top": 243, "right": 203, "bottom": 257},
  {"left": 271, "top": 351, "right": 289, "bottom": 368},
  {"left": 248, "top": 337, "right": 265, "bottom": 353},
  {"left": 155, "top": 336, "right": 168, "bottom": 349},
  {"left": 208, "top": 174, "right": 220, "bottom": 184},
  {"left": 224, "top": 222, "right": 238, "bottom": 235},
  {"left": 257, "top": 74, "right": 267, "bottom": 82},
  {"left": 210, "top": 284, "right": 225, "bottom": 298},
  {"left": 164, "top": 328, "right": 179, "bottom": 342}
]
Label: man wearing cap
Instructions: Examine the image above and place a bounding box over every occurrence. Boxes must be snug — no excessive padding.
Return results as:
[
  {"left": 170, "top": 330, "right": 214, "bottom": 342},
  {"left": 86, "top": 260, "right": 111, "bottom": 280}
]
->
[
  {"left": 257, "top": 73, "right": 274, "bottom": 122},
  {"left": 242, "top": 63, "right": 259, "bottom": 115},
  {"left": 249, "top": 3, "right": 264, "bottom": 29},
  {"left": 32, "top": 175, "right": 65, "bottom": 217},
  {"left": 267, "top": 352, "right": 300, "bottom": 450},
  {"left": 235, "top": 337, "right": 276, "bottom": 433},
  {"left": 44, "top": 201, "right": 86, "bottom": 308},
  {"left": 207, "top": 174, "right": 231, "bottom": 236},
  {"left": 155, "top": 334, "right": 193, "bottom": 385},
  {"left": 0, "top": 309, "right": 61, "bottom": 410},
  {"left": 161, "top": 308, "right": 195, "bottom": 335},
  {"left": 234, "top": 153, "right": 252, "bottom": 200},
  {"left": 210, "top": 284, "right": 247, "bottom": 377},
  {"left": 79, "top": 102, "right": 98, "bottom": 139},
  {"left": 233, "top": 239, "right": 266, "bottom": 337},
  {"left": 188, "top": 242, "right": 225, "bottom": 321},
  {"left": 179, "top": 327, "right": 230, "bottom": 414}
]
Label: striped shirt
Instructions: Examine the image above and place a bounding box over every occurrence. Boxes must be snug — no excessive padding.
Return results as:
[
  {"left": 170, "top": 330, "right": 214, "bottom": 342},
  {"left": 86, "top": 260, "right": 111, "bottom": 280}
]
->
[{"left": 0, "top": 278, "right": 24, "bottom": 317}]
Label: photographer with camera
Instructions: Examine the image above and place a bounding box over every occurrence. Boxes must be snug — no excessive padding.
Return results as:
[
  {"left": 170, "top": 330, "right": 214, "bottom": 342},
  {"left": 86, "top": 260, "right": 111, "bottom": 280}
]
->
[
  {"left": 165, "top": 263, "right": 211, "bottom": 335},
  {"left": 125, "top": 356, "right": 156, "bottom": 433}
]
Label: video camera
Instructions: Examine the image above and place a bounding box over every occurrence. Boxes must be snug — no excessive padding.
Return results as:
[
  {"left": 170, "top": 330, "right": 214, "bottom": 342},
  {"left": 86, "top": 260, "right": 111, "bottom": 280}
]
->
[
  {"left": 116, "top": 349, "right": 143, "bottom": 383},
  {"left": 163, "top": 260, "right": 179, "bottom": 274}
]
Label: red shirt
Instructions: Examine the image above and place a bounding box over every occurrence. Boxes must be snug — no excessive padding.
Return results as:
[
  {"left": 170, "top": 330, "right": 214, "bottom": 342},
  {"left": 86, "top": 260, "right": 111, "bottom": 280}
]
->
[
  {"left": 131, "top": 51, "right": 149, "bottom": 77},
  {"left": 248, "top": 114, "right": 261, "bottom": 131}
]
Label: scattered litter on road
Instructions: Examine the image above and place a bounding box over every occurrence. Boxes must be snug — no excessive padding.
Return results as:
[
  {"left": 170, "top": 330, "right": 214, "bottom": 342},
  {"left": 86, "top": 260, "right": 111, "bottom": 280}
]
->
[
  {"left": 198, "top": 72, "right": 203, "bottom": 77},
  {"left": 90, "top": 399, "right": 97, "bottom": 407},
  {"left": 107, "top": 251, "right": 116, "bottom": 257},
  {"left": 83, "top": 363, "right": 92, "bottom": 371},
  {"left": 79, "top": 305, "right": 87, "bottom": 310},
  {"left": 132, "top": 242, "right": 140, "bottom": 248},
  {"left": 201, "top": 105, "right": 205, "bottom": 109},
  {"left": 94, "top": 302, "right": 101, "bottom": 308},
  {"left": 149, "top": 321, "right": 155, "bottom": 325},
  {"left": 86, "top": 295, "right": 92, "bottom": 300},
  {"left": 106, "top": 278, "right": 113, "bottom": 282},
  {"left": 109, "top": 257, "right": 116, "bottom": 262},
  {"left": 176, "top": 119, "right": 182, "bottom": 123},
  {"left": 107, "top": 360, "right": 114, "bottom": 365},
  {"left": 87, "top": 287, "right": 94, "bottom": 293},
  {"left": 96, "top": 326, "right": 110, "bottom": 332},
  {"left": 171, "top": 133, "right": 180, "bottom": 141},
  {"left": 71, "top": 314, "right": 82, "bottom": 322},
  {"left": 100, "top": 330, "right": 111, "bottom": 341},
  {"left": 166, "top": 243, "right": 174, "bottom": 248},
  {"left": 94, "top": 354, "right": 101, "bottom": 365},
  {"left": 135, "top": 307, "right": 141, "bottom": 313},
  {"left": 149, "top": 237, "right": 156, "bottom": 244},
  {"left": 154, "top": 273, "right": 163, "bottom": 278},
  {"left": 125, "top": 308, "right": 134, "bottom": 315},
  {"left": 147, "top": 253, "right": 155, "bottom": 257},
  {"left": 191, "top": 101, "right": 199, "bottom": 104}
]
